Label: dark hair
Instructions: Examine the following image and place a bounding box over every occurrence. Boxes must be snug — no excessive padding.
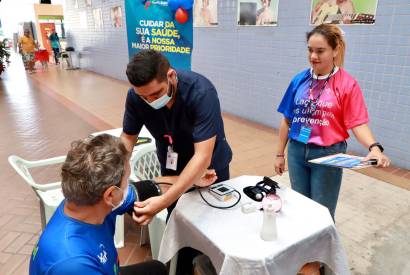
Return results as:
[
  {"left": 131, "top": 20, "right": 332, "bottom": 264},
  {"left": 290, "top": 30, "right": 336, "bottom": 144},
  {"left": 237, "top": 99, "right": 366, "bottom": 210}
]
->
[
  {"left": 306, "top": 24, "right": 346, "bottom": 67},
  {"left": 126, "top": 50, "right": 170, "bottom": 87},
  {"left": 61, "top": 134, "right": 127, "bottom": 206}
]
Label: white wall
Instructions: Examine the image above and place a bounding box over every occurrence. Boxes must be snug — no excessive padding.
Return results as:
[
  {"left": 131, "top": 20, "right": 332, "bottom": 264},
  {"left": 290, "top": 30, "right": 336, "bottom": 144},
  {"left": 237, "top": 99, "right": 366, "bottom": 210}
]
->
[{"left": 63, "top": 0, "right": 410, "bottom": 169}]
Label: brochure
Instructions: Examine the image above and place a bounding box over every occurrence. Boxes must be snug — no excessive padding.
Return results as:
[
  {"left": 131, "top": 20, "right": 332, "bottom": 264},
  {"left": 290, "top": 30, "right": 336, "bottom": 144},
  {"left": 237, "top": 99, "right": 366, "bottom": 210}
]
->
[{"left": 308, "top": 153, "right": 375, "bottom": 169}]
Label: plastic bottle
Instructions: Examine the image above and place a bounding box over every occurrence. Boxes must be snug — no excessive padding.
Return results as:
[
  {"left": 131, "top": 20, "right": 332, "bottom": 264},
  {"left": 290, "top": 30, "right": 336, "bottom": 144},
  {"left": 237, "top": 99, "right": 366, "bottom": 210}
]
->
[{"left": 260, "top": 202, "right": 278, "bottom": 241}]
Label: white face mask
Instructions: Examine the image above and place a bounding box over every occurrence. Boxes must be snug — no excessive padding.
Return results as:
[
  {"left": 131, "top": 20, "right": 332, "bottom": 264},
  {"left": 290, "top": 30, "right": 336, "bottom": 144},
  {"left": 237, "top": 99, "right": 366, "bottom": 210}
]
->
[{"left": 111, "top": 185, "right": 129, "bottom": 211}]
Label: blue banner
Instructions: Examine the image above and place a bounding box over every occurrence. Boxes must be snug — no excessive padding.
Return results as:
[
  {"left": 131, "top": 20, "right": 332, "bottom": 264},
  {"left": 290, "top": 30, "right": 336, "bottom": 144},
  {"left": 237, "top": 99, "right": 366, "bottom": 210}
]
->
[{"left": 125, "top": 0, "right": 193, "bottom": 70}]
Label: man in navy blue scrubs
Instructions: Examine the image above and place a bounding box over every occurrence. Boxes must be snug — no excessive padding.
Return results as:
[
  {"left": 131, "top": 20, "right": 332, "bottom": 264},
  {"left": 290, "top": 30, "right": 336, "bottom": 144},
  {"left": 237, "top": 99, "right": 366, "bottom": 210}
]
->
[
  {"left": 121, "top": 50, "right": 232, "bottom": 274},
  {"left": 122, "top": 49, "right": 232, "bottom": 221}
]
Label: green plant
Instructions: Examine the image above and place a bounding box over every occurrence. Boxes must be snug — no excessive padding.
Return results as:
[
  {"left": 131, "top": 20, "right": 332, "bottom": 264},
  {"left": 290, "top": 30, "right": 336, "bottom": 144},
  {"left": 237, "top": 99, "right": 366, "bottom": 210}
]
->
[{"left": 0, "top": 39, "right": 11, "bottom": 76}]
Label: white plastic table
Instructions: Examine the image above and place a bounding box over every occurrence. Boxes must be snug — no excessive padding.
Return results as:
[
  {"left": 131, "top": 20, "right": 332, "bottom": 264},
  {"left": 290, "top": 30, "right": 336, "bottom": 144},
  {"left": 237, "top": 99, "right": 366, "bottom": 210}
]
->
[{"left": 158, "top": 175, "right": 350, "bottom": 275}]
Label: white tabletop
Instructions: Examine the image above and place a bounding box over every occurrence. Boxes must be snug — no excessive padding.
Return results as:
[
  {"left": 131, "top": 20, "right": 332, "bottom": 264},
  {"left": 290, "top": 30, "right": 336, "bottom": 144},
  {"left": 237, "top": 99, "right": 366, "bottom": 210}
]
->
[
  {"left": 158, "top": 175, "right": 350, "bottom": 275},
  {"left": 90, "top": 126, "right": 155, "bottom": 156},
  {"left": 91, "top": 126, "right": 153, "bottom": 139}
]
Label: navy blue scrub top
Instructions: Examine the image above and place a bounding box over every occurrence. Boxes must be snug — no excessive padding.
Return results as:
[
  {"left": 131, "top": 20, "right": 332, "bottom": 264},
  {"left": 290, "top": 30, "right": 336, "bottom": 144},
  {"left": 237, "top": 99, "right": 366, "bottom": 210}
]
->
[{"left": 123, "top": 70, "right": 232, "bottom": 175}]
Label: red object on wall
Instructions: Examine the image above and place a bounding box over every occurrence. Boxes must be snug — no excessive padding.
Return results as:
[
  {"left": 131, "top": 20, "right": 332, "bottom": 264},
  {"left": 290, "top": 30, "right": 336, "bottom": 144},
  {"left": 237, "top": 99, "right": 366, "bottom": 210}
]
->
[
  {"left": 175, "top": 8, "right": 189, "bottom": 24},
  {"left": 39, "top": 23, "right": 55, "bottom": 56}
]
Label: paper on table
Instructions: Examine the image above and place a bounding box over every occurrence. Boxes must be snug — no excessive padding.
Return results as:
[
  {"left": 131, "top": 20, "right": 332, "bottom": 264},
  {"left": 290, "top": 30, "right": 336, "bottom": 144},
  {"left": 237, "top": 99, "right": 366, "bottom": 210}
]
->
[{"left": 308, "top": 153, "right": 374, "bottom": 169}]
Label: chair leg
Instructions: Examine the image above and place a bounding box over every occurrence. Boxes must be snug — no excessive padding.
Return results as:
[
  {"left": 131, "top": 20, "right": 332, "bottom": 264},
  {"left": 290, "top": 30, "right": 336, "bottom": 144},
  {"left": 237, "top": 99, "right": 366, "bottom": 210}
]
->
[
  {"left": 139, "top": 225, "right": 150, "bottom": 246},
  {"left": 114, "top": 215, "right": 125, "bottom": 248},
  {"left": 39, "top": 201, "right": 47, "bottom": 230},
  {"left": 148, "top": 212, "right": 167, "bottom": 260}
]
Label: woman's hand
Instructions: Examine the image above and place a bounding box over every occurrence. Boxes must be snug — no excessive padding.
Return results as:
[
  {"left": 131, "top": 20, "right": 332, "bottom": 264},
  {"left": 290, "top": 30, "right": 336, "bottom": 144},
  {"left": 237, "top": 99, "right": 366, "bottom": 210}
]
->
[
  {"left": 274, "top": 156, "right": 286, "bottom": 176},
  {"left": 364, "top": 148, "right": 391, "bottom": 168},
  {"left": 351, "top": 124, "right": 391, "bottom": 168},
  {"left": 275, "top": 118, "right": 290, "bottom": 176}
]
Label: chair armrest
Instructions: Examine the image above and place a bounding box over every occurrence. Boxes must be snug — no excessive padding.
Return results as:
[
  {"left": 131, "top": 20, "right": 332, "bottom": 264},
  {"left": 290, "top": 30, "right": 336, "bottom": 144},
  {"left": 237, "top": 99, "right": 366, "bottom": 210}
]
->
[
  {"left": 8, "top": 155, "right": 66, "bottom": 192},
  {"left": 25, "top": 156, "right": 66, "bottom": 168}
]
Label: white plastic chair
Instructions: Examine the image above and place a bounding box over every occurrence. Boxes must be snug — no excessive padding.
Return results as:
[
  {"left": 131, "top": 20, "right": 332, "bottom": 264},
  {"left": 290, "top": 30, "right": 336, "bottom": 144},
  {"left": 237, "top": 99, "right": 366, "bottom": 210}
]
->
[
  {"left": 8, "top": 155, "right": 124, "bottom": 248},
  {"left": 130, "top": 143, "right": 161, "bottom": 182},
  {"left": 8, "top": 155, "right": 65, "bottom": 229},
  {"left": 130, "top": 144, "right": 179, "bottom": 274},
  {"left": 129, "top": 143, "right": 169, "bottom": 259}
]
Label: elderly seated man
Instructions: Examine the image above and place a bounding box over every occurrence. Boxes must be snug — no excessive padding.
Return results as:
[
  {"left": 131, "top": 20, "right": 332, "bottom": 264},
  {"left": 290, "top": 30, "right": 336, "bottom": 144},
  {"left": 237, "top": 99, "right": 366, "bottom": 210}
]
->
[{"left": 29, "top": 134, "right": 217, "bottom": 275}]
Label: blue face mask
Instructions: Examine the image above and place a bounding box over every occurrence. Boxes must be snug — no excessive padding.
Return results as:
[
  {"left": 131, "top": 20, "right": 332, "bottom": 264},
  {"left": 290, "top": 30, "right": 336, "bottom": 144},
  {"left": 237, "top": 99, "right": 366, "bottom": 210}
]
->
[{"left": 144, "top": 81, "right": 174, "bottom": 110}]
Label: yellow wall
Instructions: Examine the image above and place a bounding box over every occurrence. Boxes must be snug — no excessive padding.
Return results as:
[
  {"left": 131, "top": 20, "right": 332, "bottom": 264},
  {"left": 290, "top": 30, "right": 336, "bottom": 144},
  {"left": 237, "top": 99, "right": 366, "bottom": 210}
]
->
[{"left": 33, "top": 4, "right": 64, "bottom": 48}]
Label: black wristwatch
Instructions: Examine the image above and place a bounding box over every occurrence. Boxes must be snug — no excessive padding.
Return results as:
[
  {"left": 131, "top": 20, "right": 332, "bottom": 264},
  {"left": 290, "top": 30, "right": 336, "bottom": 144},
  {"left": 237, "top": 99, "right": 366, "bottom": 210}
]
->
[{"left": 369, "top": 142, "right": 384, "bottom": 152}]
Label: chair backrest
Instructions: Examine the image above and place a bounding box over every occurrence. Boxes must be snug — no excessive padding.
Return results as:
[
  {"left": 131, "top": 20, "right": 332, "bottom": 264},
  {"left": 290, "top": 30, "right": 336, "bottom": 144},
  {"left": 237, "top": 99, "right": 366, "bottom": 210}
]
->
[
  {"left": 130, "top": 144, "right": 161, "bottom": 181},
  {"left": 8, "top": 155, "right": 66, "bottom": 192}
]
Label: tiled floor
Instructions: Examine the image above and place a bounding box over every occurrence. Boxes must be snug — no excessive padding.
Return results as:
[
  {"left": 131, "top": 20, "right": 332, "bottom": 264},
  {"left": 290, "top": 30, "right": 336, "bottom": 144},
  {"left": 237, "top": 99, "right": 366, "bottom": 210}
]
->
[{"left": 1, "top": 55, "right": 409, "bottom": 274}]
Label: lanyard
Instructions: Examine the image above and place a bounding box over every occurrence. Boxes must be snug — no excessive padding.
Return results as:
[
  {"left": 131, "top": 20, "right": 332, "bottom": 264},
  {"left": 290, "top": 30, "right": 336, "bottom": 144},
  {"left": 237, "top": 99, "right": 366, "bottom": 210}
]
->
[
  {"left": 307, "top": 66, "right": 335, "bottom": 115},
  {"left": 162, "top": 83, "right": 178, "bottom": 148}
]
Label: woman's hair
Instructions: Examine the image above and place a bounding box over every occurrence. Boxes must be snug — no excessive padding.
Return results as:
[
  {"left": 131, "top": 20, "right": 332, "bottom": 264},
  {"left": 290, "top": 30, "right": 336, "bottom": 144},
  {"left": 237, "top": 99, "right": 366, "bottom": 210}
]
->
[
  {"left": 61, "top": 134, "right": 127, "bottom": 206},
  {"left": 306, "top": 24, "right": 346, "bottom": 67}
]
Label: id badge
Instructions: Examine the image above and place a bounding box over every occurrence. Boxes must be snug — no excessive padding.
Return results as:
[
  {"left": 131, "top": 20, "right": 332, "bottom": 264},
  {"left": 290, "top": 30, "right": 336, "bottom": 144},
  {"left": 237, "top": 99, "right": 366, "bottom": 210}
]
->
[
  {"left": 296, "top": 126, "right": 312, "bottom": 144},
  {"left": 166, "top": 146, "right": 178, "bottom": 171}
]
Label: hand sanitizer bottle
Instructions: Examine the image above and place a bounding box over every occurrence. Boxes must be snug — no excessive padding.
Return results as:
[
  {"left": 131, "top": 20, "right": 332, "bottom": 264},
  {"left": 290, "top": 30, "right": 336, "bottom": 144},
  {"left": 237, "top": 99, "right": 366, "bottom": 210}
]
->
[{"left": 260, "top": 202, "right": 278, "bottom": 241}]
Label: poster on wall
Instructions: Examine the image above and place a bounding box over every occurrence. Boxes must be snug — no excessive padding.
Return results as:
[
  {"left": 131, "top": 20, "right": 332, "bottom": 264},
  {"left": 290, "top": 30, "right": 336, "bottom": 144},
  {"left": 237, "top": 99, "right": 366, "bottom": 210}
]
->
[
  {"left": 93, "top": 8, "right": 103, "bottom": 29},
  {"left": 111, "top": 6, "right": 123, "bottom": 28},
  {"left": 237, "top": 0, "right": 279, "bottom": 26},
  {"left": 194, "top": 0, "right": 218, "bottom": 27},
  {"left": 310, "top": 0, "right": 378, "bottom": 25},
  {"left": 79, "top": 11, "right": 87, "bottom": 29},
  {"left": 125, "top": 0, "right": 193, "bottom": 70}
]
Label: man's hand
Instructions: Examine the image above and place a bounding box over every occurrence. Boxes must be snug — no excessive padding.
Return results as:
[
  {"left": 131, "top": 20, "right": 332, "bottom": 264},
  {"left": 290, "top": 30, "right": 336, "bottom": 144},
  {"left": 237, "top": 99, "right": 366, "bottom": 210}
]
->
[
  {"left": 132, "top": 195, "right": 166, "bottom": 226},
  {"left": 195, "top": 169, "right": 218, "bottom": 187}
]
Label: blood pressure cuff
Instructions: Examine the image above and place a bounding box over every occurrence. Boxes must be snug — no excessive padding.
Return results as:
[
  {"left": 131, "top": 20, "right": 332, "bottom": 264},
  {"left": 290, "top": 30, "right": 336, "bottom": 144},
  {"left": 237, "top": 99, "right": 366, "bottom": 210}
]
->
[
  {"left": 243, "top": 176, "right": 280, "bottom": 202},
  {"left": 130, "top": 180, "right": 162, "bottom": 201},
  {"left": 127, "top": 180, "right": 162, "bottom": 215}
]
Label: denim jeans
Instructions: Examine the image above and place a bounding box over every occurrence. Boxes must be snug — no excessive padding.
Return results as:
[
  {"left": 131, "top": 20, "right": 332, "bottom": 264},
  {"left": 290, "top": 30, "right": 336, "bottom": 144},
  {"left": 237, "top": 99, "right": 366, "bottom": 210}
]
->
[{"left": 287, "top": 139, "right": 347, "bottom": 220}]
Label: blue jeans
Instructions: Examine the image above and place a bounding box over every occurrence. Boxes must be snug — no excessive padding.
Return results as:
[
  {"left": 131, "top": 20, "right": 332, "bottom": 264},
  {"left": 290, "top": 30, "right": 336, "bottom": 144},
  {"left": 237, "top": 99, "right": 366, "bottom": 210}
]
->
[{"left": 287, "top": 139, "right": 347, "bottom": 220}]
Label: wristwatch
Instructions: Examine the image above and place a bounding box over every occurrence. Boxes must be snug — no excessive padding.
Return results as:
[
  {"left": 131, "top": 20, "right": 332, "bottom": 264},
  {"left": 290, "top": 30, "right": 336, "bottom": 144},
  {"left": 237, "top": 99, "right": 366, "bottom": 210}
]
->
[{"left": 369, "top": 142, "right": 384, "bottom": 152}]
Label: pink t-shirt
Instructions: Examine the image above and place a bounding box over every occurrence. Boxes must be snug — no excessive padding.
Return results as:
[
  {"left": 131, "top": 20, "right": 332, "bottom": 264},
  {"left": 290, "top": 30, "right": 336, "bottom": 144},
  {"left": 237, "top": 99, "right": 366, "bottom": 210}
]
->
[{"left": 278, "top": 67, "right": 369, "bottom": 146}]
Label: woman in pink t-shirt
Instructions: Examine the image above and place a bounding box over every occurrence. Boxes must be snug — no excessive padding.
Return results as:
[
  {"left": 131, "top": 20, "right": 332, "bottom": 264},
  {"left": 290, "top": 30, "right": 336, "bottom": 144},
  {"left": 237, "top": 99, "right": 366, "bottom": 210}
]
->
[
  {"left": 276, "top": 25, "right": 390, "bottom": 274},
  {"left": 275, "top": 24, "right": 390, "bottom": 221}
]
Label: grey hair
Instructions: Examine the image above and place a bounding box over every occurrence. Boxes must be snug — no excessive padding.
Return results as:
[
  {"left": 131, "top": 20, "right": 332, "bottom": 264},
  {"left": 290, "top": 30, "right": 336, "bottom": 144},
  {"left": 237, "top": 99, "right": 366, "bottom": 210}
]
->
[{"left": 61, "top": 134, "right": 127, "bottom": 206}]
